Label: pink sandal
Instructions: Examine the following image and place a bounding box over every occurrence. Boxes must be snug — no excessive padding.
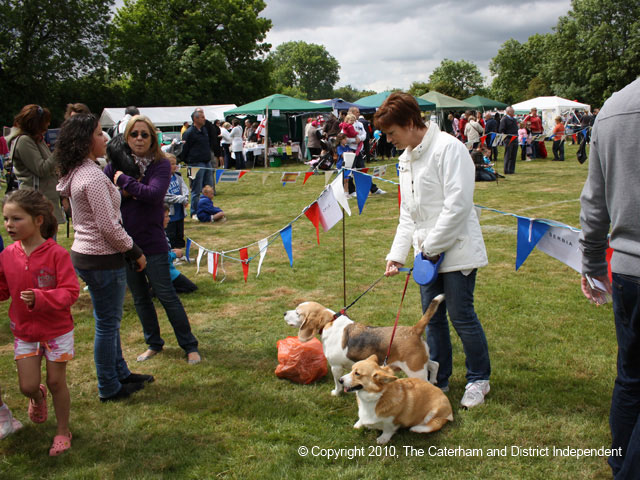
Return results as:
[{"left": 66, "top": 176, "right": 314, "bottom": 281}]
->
[
  {"left": 49, "top": 432, "right": 72, "bottom": 456},
  {"left": 28, "top": 384, "right": 47, "bottom": 424}
]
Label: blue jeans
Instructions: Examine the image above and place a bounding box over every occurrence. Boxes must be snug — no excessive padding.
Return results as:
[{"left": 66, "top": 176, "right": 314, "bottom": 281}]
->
[
  {"left": 125, "top": 253, "right": 199, "bottom": 354},
  {"left": 609, "top": 273, "right": 640, "bottom": 479},
  {"left": 75, "top": 267, "right": 130, "bottom": 398},
  {"left": 420, "top": 269, "right": 491, "bottom": 389},
  {"left": 189, "top": 162, "right": 214, "bottom": 216}
]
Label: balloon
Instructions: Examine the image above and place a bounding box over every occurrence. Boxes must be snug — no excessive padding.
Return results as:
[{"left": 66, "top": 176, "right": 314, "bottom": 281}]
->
[{"left": 373, "top": 129, "right": 381, "bottom": 140}]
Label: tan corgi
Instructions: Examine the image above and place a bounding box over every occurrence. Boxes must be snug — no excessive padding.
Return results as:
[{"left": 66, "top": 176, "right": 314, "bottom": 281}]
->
[{"left": 340, "top": 354, "right": 453, "bottom": 444}]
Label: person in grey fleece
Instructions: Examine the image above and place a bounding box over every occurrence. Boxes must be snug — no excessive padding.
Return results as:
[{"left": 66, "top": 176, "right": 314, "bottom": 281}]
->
[{"left": 579, "top": 77, "right": 640, "bottom": 480}]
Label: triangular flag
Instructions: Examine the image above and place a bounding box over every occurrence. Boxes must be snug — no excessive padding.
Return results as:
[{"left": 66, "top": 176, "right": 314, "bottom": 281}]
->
[
  {"left": 516, "top": 217, "right": 550, "bottom": 270},
  {"left": 572, "top": 134, "right": 577, "bottom": 143},
  {"left": 257, "top": 238, "right": 268, "bottom": 277},
  {"left": 303, "top": 171, "right": 314, "bottom": 185},
  {"left": 324, "top": 171, "right": 332, "bottom": 185},
  {"left": 281, "top": 172, "right": 300, "bottom": 185},
  {"left": 239, "top": 248, "right": 249, "bottom": 282},
  {"left": 218, "top": 170, "right": 241, "bottom": 183},
  {"left": 304, "top": 202, "right": 321, "bottom": 244},
  {"left": 239, "top": 170, "right": 248, "bottom": 179},
  {"left": 196, "top": 247, "right": 204, "bottom": 274},
  {"left": 280, "top": 225, "right": 293, "bottom": 267},
  {"left": 213, "top": 253, "right": 219, "bottom": 280},
  {"left": 353, "top": 171, "right": 372, "bottom": 214},
  {"left": 489, "top": 133, "right": 496, "bottom": 146},
  {"left": 215, "top": 169, "right": 224, "bottom": 183},
  {"left": 480, "top": 135, "right": 487, "bottom": 145},
  {"left": 185, "top": 238, "right": 192, "bottom": 262},
  {"left": 509, "top": 135, "right": 517, "bottom": 144},
  {"left": 207, "top": 252, "right": 214, "bottom": 276},
  {"left": 360, "top": 167, "right": 369, "bottom": 174},
  {"left": 535, "top": 222, "right": 582, "bottom": 272},
  {"left": 261, "top": 173, "right": 269, "bottom": 185},
  {"left": 317, "top": 188, "right": 342, "bottom": 232},
  {"left": 330, "top": 171, "right": 351, "bottom": 216}
]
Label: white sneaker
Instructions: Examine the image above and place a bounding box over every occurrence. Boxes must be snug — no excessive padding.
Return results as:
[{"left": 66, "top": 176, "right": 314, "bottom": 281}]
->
[
  {"left": 0, "top": 405, "right": 22, "bottom": 439},
  {"left": 351, "top": 192, "right": 357, "bottom": 198},
  {"left": 191, "top": 214, "right": 198, "bottom": 221},
  {"left": 373, "top": 188, "right": 387, "bottom": 195},
  {"left": 460, "top": 380, "right": 490, "bottom": 408}
]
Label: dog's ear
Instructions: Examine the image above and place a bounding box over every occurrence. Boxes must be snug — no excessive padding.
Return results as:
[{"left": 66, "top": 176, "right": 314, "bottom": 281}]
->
[
  {"left": 298, "top": 307, "right": 332, "bottom": 342},
  {"left": 381, "top": 365, "right": 395, "bottom": 376},
  {"left": 367, "top": 354, "right": 379, "bottom": 364},
  {"left": 373, "top": 370, "right": 397, "bottom": 385},
  {"left": 298, "top": 312, "right": 315, "bottom": 342}
]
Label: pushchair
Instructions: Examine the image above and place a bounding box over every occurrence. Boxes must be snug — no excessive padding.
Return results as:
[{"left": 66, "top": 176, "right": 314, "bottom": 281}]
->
[{"left": 305, "top": 138, "right": 335, "bottom": 171}]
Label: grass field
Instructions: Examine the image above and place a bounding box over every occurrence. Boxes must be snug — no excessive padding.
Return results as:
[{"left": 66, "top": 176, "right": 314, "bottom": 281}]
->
[{"left": 0, "top": 143, "right": 616, "bottom": 479}]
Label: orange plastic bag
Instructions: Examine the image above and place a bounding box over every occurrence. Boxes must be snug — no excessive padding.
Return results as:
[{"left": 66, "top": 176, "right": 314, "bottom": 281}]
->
[{"left": 275, "top": 336, "right": 327, "bottom": 384}]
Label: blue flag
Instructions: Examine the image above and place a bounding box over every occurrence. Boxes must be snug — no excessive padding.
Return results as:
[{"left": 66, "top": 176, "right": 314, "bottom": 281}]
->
[
  {"left": 185, "top": 238, "right": 192, "bottom": 262},
  {"left": 353, "top": 171, "right": 372, "bottom": 214},
  {"left": 280, "top": 225, "right": 293, "bottom": 267},
  {"left": 516, "top": 217, "right": 550, "bottom": 270}
]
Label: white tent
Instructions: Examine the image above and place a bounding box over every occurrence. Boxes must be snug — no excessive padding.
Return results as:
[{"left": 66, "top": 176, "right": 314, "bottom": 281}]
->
[
  {"left": 512, "top": 96, "right": 590, "bottom": 132},
  {"left": 99, "top": 104, "right": 236, "bottom": 129}
]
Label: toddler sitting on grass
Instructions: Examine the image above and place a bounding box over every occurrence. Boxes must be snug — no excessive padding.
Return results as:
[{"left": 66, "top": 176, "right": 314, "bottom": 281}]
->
[{"left": 196, "top": 185, "right": 226, "bottom": 223}]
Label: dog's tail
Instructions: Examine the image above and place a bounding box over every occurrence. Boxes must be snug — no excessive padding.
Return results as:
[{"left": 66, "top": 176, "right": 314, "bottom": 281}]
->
[{"left": 412, "top": 294, "right": 445, "bottom": 336}]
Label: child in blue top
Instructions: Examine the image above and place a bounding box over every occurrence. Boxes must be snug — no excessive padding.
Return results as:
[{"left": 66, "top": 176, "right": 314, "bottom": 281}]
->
[
  {"left": 196, "top": 185, "right": 226, "bottom": 223},
  {"left": 163, "top": 205, "right": 197, "bottom": 294},
  {"left": 164, "top": 154, "right": 189, "bottom": 248},
  {"left": 335, "top": 133, "right": 353, "bottom": 197}
]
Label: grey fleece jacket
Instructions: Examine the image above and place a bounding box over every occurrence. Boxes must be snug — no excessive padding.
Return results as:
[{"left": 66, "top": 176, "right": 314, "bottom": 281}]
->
[{"left": 579, "top": 78, "right": 640, "bottom": 277}]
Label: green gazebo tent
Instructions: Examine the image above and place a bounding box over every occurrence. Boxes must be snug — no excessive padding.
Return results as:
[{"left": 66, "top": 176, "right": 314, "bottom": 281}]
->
[
  {"left": 356, "top": 91, "right": 436, "bottom": 111},
  {"left": 463, "top": 95, "right": 508, "bottom": 111},
  {"left": 224, "top": 94, "right": 332, "bottom": 166}
]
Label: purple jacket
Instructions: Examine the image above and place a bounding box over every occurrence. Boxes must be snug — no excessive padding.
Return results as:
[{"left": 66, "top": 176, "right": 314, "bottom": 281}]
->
[{"left": 104, "top": 157, "right": 171, "bottom": 256}]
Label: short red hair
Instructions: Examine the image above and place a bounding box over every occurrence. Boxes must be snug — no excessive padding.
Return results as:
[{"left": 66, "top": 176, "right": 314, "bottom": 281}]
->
[{"left": 374, "top": 93, "right": 424, "bottom": 131}]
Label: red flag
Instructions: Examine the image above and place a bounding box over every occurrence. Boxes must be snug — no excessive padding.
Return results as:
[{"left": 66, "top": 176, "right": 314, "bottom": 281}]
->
[
  {"left": 239, "top": 248, "right": 249, "bottom": 283},
  {"left": 397, "top": 185, "right": 401, "bottom": 209},
  {"left": 606, "top": 245, "right": 613, "bottom": 282},
  {"left": 213, "top": 253, "right": 219, "bottom": 280},
  {"left": 239, "top": 170, "right": 248, "bottom": 179},
  {"left": 303, "top": 171, "right": 314, "bottom": 185},
  {"left": 509, "top": 135, "right": 517, "bottom": 144},
  {"left": 480, "top": 135, "right": 487, "bottom": 145},
  {"left": 304, "top": 202, "right": 321, "bottom": 244},
  {"left": 361, "top": 167, "right": 369, "bottom": 174},
  {"left": 572, "top": 134, "right": 577, "bottom": 143}
]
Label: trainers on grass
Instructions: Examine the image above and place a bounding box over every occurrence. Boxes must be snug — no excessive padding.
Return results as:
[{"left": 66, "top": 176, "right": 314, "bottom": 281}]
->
[{"left": 460, "top": 380, "right": 490, "bottom": 409}]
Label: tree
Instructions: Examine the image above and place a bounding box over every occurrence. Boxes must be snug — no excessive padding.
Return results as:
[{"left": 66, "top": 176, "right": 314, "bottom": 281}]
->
[
  {"left": 109, "top": 0, "right": 272, "bottom": 107},
  {"left": 547, "top": 0, "right": 640, "bottom": 106},
  {"left": 269, "top": 41, "right": 340, "bottom": 100},
  {"left": 407, "top": 81, "right": 431, "bottom": 97},
  {"left": 333, "top": 84, "right": 377, "bottom": 103},
  {"left": 428, "top": 59, "right": 484, "bottom": 99},
  {"left": 0, "top": 0, "right": 113, "bottom": 125}
]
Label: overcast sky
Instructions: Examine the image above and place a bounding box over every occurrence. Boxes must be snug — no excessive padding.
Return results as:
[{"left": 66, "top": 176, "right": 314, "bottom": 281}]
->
[{"left": 262, "top": 0, "right": 572, "bottom": 93}]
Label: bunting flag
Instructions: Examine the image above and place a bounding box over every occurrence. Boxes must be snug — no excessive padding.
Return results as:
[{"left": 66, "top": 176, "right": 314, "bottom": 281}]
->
[
  {"left": 492, "top": 134, "right": 504, "bottom": 147},
  {"left": 353, "top": 171, "right": 372, "bottom": 214},
  {"left": 239, "top": 247, "right": 249, "bottom": 282},
  {"left": 372, "top": 166, "right": 387, "bottom": 178},
  {"left": 281, "top": 172, "right": 300, "bottom": 185},
  {"left": 185, "top": 238, "right": 192, "bottom": 262},
  {"left": 489, "top": 133, "right": 496, "bottom": 146},
  {"left": 188, "top": 167, "right": 200, "bottom": 180},
  {"left": 361, "top": 167, "right": 369, "bottom": 174},
  {"left": 509, "top": 135, "right": 517, "bottom": 144},
  {"left": 572, "top": 134, "right": 577, "bottom": 143},
  {"left": 480, "top": 135, "right": 487, "bottom": 145},
  {"left": 261, "top": 173, "right": 269, "bottom": 185},
  {"left": 317, "top": 187, "right": 342, "bottom": 232},
  {"left": 257, "top": 238, "right": 268, "bottom": 277},
  {"left": 207, "top": 252, "right": 214, "bottom": 276},
  {"left": 304, "top": 202, "right": 321, "bottom": 244},
  {"left": 515, "top": 218, "right": 550, "bottom": 270},
  {"left": 213, "top": 252, "right": 219, "bottom": 280},
  {"left": 280, "top": 225, "right": 293, "bottom": 267},
  {"left": 303, "top": 171, "right": 314, "bottom": 185},
  {"left": 324, "top": 171, "right": 333, "bottom": 185},
  {"left": 216, "top": 170, "right": 243, "bottom": 183},
  {"left": 330, "top": 172, "right": 351, "bottom": 216},
  {"left": 196, "top": 247, "right": 204, "bottom": 273},
  {"left": 396, "top": 163, "right": 400, "bottom": 176},
  {"left": 535, "top": 222, "right": 582, "bottom": 272}
]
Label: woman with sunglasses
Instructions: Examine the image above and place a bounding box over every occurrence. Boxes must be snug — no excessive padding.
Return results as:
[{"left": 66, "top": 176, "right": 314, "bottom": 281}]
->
[
  {"left": 104, "top": 115, "right": 201, "bottom": 365},
  {"left": 5, "top": 105, "right": 65, "bottom": 233}
]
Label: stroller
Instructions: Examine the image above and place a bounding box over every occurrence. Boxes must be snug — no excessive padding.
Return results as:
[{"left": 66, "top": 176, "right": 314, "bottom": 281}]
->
[{"left": 305, "top": 138, "right": 335, "bottom": 171}]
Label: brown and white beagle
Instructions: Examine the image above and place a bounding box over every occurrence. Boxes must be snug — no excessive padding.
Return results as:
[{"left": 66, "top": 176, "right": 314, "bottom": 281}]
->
[{"left": 284, "top": 294, "right": 443, "bottom": 396}]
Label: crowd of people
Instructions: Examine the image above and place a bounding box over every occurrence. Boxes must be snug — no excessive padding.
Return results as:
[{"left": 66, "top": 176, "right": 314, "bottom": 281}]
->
[{"left": 0, "top": 81, "right": 636, "bottom": 479}]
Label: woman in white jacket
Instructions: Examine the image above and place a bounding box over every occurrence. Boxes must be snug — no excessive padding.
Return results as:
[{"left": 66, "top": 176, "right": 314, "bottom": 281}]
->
[
  {"left": 375, "top": 93, "right": 491, "bottom": 409},
  {"left": 219, "top": 122, "right": 232, "bottom": 169},
  {"left": 228, "top": 119, "right": 245, "bottom": 169}
]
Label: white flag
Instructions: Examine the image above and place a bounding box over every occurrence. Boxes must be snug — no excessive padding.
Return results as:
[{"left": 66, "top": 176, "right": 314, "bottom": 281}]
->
[
  {"left": 330, "top": 171, "right": 351, "bottom": 216},
  {"left": 196, "top": 247, "right": 204, "bottom": 274},
  {"left": 207, "top": 252, "right": 214, "bottom": 274},
  {"left": 317, "top": 187, "right": 343, "bottom": 232},
  {"left": 257, "top": 238, "right": 269, "bottom": 277},
  {"left": 535, "top": 224, "right": 582, "bottom": 273}
]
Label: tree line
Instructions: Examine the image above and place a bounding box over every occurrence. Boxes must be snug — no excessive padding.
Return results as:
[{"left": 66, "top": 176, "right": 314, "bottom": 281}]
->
[{"left": 1, "top": 0, "right": 636, "bottom": 128}]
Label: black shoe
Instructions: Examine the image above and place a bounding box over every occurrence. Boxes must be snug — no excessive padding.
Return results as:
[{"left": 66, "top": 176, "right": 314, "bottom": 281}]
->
[
  {"left": 100, "top": 382, "right": 144, "bottom": 402},
  {"left": 121, "top": 373, "right": 154, "bottom": 384}
]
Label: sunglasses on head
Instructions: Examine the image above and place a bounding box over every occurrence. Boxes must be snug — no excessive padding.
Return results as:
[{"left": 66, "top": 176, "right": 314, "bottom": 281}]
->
[{"left": 130, "top": 130, "right": 150, "bottom": 139}]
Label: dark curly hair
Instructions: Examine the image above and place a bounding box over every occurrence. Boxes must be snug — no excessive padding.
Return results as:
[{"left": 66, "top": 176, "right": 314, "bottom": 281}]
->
[{"left": 54, "top": 114, "right": 99, "bottom": 177}]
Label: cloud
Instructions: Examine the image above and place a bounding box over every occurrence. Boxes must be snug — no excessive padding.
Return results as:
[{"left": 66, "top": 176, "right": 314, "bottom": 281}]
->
[{"left": 263, "top": 0, "right": 571, "bottom": 93}]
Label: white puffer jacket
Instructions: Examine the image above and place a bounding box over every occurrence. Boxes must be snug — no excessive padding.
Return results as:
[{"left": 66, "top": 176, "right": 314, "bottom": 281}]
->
[{"left": 386, "top": 123, "right": 488, "bottom": 273}]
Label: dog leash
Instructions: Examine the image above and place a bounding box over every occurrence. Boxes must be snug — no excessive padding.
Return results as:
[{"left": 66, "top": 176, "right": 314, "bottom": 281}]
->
[
  {"left": 383, "top": 268, "right": 412, "bottom": 367},
  {"left": 332, "top": 273, "right": 386, "bottom": 320}
]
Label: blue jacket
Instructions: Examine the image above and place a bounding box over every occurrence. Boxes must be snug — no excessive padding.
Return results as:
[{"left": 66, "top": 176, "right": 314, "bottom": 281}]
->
[{"left": 196, "top": 196, "right": 222, "bottom": 222}]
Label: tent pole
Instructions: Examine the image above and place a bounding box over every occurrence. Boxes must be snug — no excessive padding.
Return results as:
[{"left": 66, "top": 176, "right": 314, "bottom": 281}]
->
[{"left": 264, "top": 106, "right": 269, "bottom": 168}]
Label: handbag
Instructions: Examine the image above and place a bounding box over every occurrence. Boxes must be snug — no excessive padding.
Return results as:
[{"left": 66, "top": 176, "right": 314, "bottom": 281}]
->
[{"left": 413, "top": 252, "right": 445, "bottom": 286}]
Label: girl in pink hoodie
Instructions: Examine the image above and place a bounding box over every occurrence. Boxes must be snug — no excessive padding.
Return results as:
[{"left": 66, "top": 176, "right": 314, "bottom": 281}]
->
[{"left": 0, "top": 190, "right": 79, "bottom": 456}]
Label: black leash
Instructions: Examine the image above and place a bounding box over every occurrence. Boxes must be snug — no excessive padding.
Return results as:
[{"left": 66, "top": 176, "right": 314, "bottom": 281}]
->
[{"left": 332, "top": 273, "right": 386, "bottom": 320}]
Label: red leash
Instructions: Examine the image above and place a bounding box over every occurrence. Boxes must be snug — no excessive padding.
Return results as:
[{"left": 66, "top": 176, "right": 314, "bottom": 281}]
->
[{"left": 383, "top": 270, "right": 412, "bottom": 366}]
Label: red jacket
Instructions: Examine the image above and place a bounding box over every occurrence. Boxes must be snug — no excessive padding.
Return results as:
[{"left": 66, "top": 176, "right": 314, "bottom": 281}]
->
[{"left": 0, "top": 238, "right": 79, "bottom": 342}]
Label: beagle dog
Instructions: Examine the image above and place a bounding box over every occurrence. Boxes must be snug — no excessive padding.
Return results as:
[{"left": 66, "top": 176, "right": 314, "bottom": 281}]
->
[
  {"left": 340, "top": 354, "right": 453, "bottom": 444},
  {"left": 284, "top": 294, "right": 443, "bottom": 396}
]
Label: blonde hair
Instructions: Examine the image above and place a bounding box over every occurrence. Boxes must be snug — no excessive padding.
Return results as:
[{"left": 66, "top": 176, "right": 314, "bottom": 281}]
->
[
  {"left": 202, "top": 185, "right": 214, "bottom": 196},
  {"left": 344, "top": 114, "right": 356, "bottom": 124},
  {"left": 222, "top": 122, "right": 231, "bottom": 129},
  {"left": 124, "top": 114, "right": 164, "bottom": 162},
  {"left": 165, "top": 153, "right": 177, "bottom": 163}
]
